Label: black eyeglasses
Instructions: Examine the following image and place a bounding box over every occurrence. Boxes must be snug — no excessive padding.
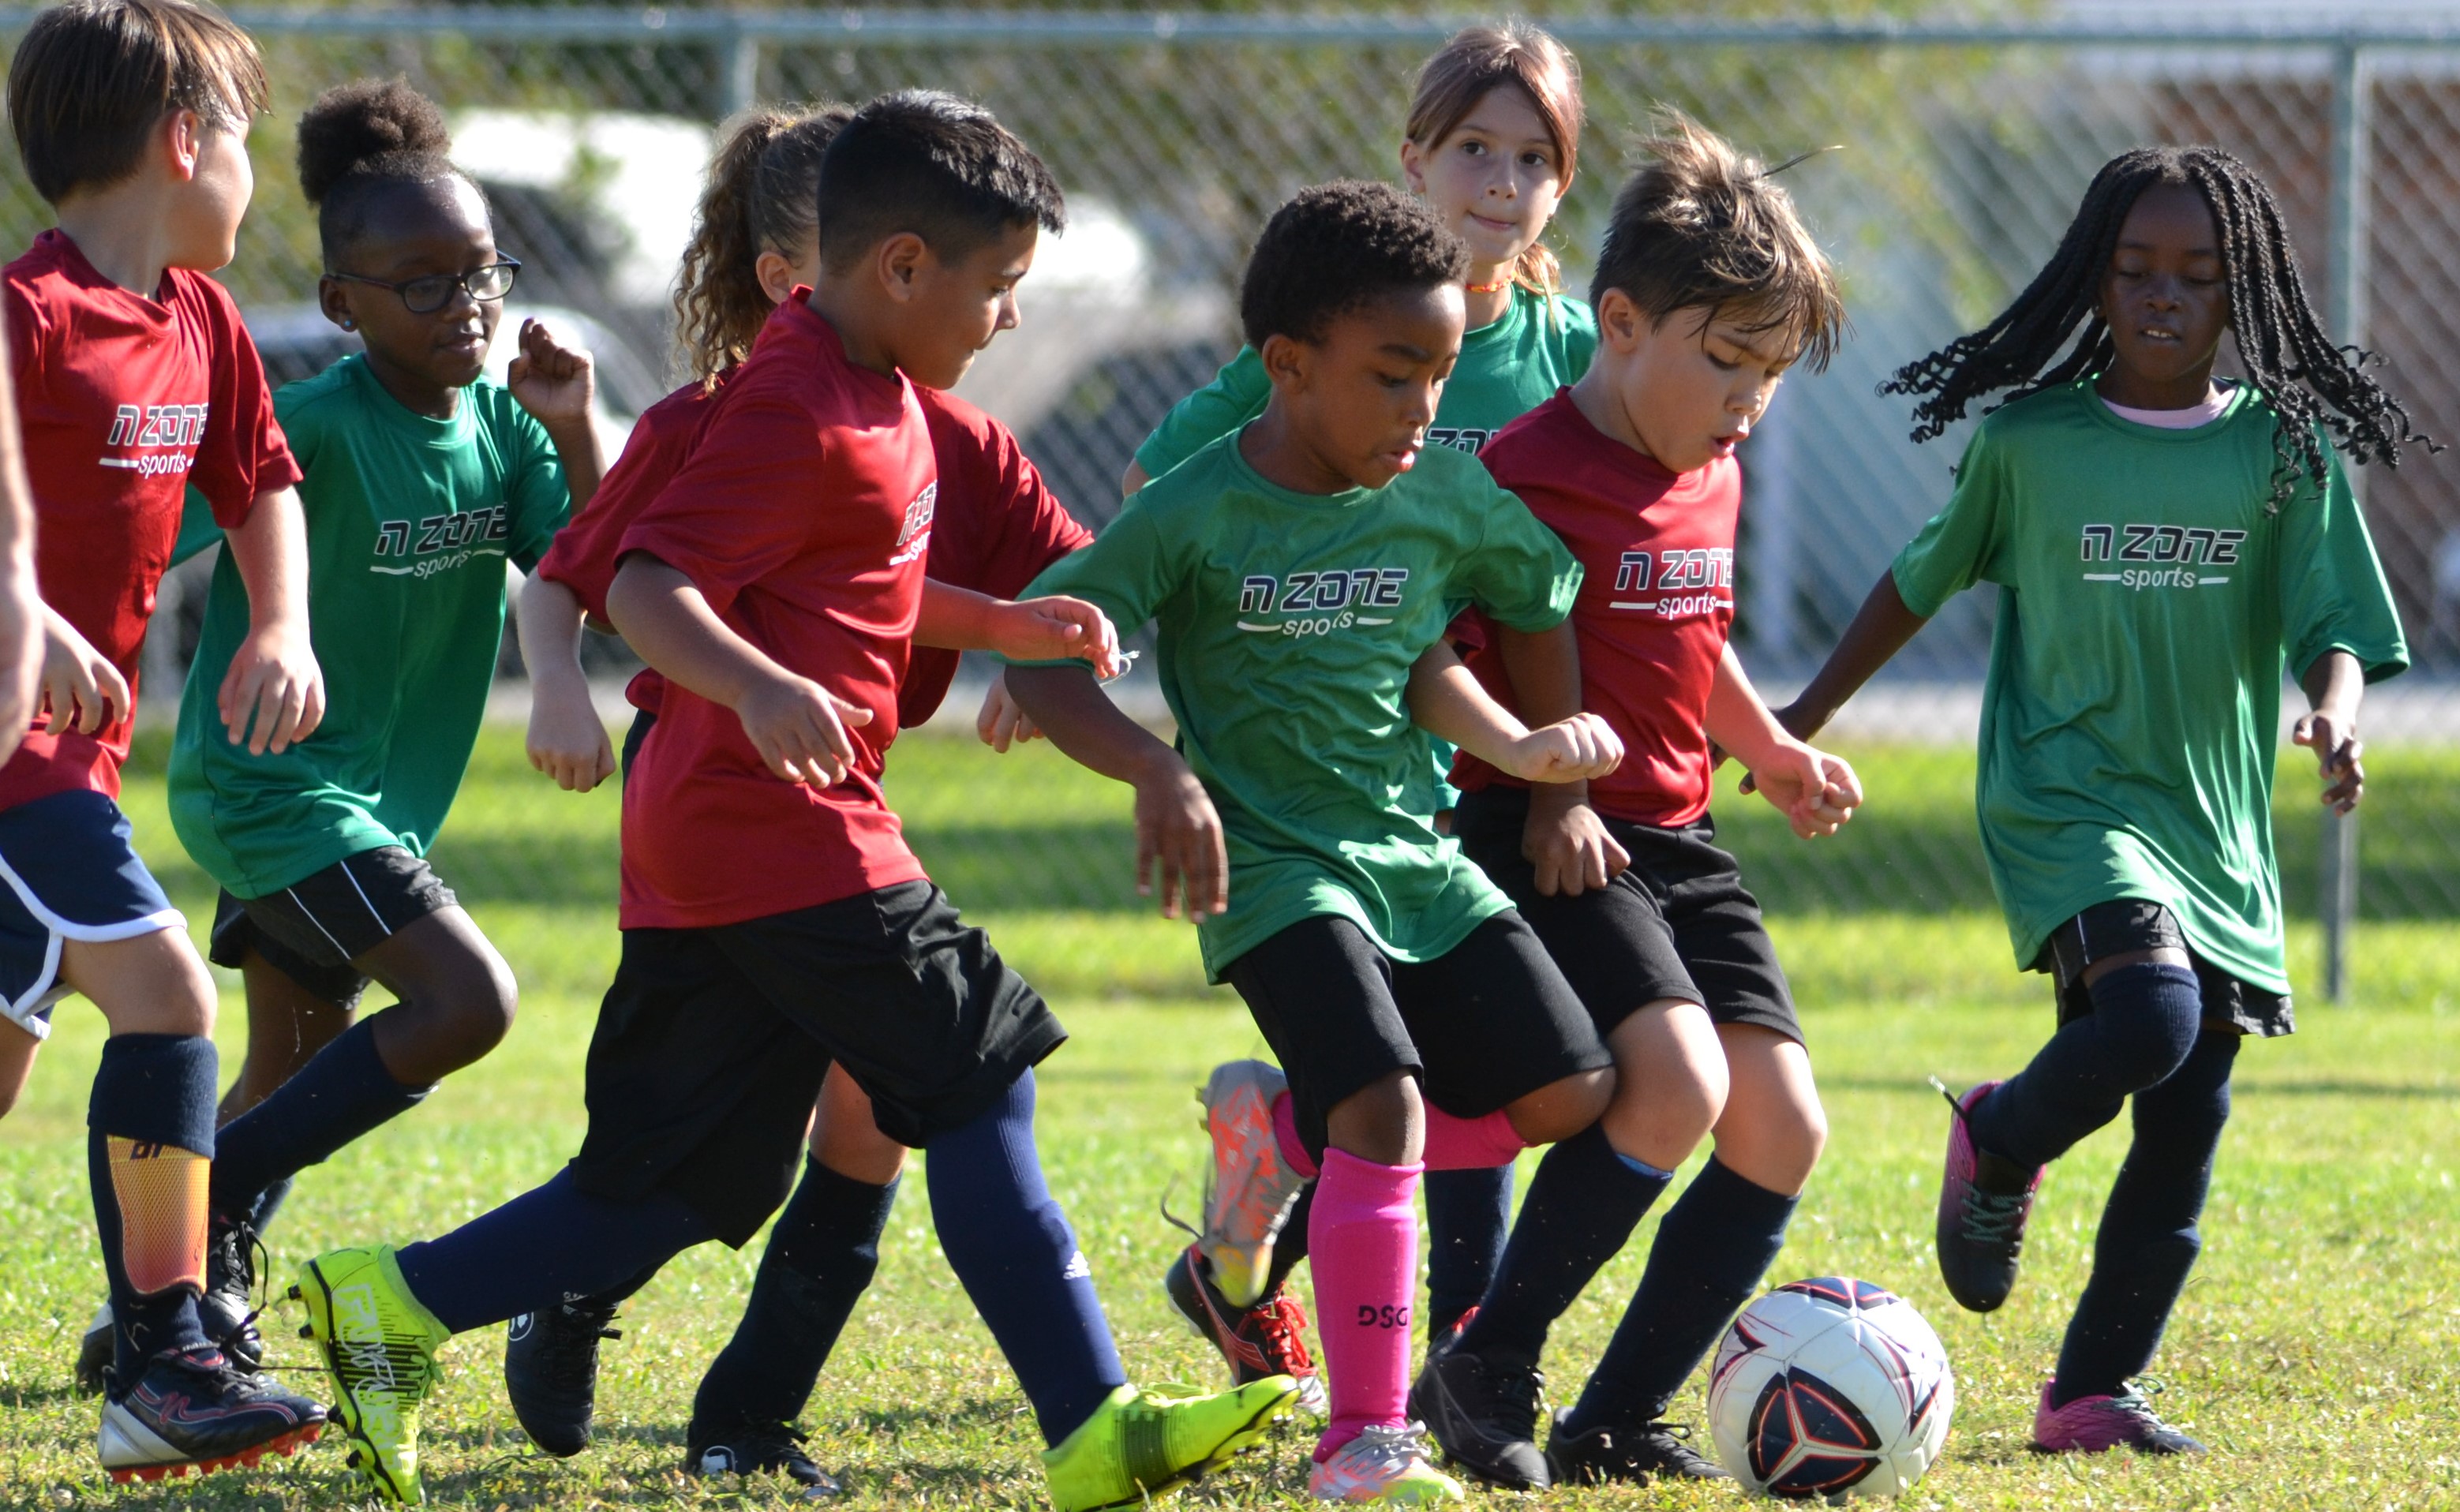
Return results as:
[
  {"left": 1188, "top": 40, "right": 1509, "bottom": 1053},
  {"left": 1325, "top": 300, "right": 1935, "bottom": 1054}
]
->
[{"left": 327, "top": 259, "right": 521, "bottom": 315}]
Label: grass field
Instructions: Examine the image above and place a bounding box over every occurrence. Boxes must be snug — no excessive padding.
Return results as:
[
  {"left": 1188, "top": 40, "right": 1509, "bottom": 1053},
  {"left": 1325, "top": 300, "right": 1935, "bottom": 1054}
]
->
[{"left": 0, "top": 726, "right": 2454, "bottom": 1510}]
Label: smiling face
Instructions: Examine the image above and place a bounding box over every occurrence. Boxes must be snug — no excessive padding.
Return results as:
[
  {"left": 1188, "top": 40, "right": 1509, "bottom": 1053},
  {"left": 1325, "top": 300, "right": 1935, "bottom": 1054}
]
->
[
  {"left": 1257, "top": 283, "right": 1466, "bottom": 492},
  {"left": 2097, "top": 179, "right": 2230, "bottom": 408},
  {"left": 1401, "top": 84, "right": 1569, "bottom": 279},
  {"left": 874, "top": 223, "right": 1039, "bottom": 391},
  {"left": 320, "top": 175, "right": 503, "bottom": 416},
  {"left": 1586, "top": 291, "right": 1795, "bottom": 475}
]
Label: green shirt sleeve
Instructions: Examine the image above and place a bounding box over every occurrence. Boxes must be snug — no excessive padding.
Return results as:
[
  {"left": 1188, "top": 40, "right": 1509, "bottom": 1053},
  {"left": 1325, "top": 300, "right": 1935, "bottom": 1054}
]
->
[
  {"left": 1891, "top": 426, "right": 2011, "bottom": 618},
  {"left": 170, "top": 487, "right": 223, "bottom": 567},
  {"left": 2278, "top": 438, "right": 2409, "bottom": 683},
  {"left": 1134, "top": 346, "right": 1270, "bottom": 482},
  {"left": 500, "top": 399, "right": 571, "bottom": 574},
  {"left": 1009, "top": 496, "right": 1180, "bottom": 665},
  {"left": 1456, "top": 479, "right": 1582, "bottom": 633},
  {"left": 1552, "top": 295, "right": 1599, "bottom": 381}
]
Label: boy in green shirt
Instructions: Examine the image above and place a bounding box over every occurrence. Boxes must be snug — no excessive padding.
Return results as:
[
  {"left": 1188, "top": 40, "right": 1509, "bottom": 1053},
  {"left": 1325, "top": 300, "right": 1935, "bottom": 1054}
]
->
[{"left": 1781, "top": 146, "right": 2421, "bottom": 1457}]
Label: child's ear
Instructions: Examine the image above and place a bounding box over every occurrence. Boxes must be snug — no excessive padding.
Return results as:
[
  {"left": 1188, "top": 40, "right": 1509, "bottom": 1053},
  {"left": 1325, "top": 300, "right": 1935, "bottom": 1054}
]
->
[
  {"left": 1595, "top": 287, "right": 1648, "bottom": 353},
  {"left": 874, "top": 233, "right": 928, "bottom": 300},
  {"left": 163, "top": 109, "right": 204, "bottom": 182},
  {"left": 754, "top": 249, "right": 798, "bottom": 307},
  {"left": 316, "top": 275, "right": 356, "bottom": 334},
  {"left": 1258, "top": 332, "right": 1311, "bottom": 391},
  {"left": 1398, "top": 137, "right": 1429, "bottom": 197}
]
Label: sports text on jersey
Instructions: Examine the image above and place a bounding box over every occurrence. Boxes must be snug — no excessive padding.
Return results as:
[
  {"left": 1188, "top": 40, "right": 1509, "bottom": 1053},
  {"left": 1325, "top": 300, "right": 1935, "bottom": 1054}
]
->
[
  {"left": 99, "top": 402, "right": 209, "bottom": 477},
  {"left": 2079, "top": 522, "right": 2245, "bottom": 589},
  {"left": 889, "top": 481, "right": 938, "bottom": 566},
  {"left": 372, "top": 505, "right": 512, "bottom": 574},
  {"left": 1235, "top": 566, "right": 1408, "bottom": 636},
  {"left": 1608, "top": 547, "right": 1735, "bottom": 618}
]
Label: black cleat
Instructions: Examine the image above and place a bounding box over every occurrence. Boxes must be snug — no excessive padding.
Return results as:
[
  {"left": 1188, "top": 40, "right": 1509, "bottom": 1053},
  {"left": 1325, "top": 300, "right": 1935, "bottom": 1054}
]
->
[
  {"left": 503, "top": 1298, "right": 622, "bottom": 1457},
  {"left": 200, "top": 1214, "right": 268, "bottom": 1374},
  {"left": 97, "top": 1344, "right": 324, "bottom": 1483},
  {"left": 1545, "top": 1408, "right": 1728, "bottom": 1485},
  {"left": 685, "top": 1419, "right": 844, "bottom": 1496},
  {"left": 1935, "top": 1080, "right": 2044, "bottom": 1313},
  {"left": 1407, "top": 1336, "right": 1550, "bottom": 1489}
]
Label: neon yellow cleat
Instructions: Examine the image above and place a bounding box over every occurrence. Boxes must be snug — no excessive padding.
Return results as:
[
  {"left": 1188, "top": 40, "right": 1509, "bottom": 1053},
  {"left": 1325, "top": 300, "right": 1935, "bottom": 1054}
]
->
[
  {"left": 290, "top": 1246, "right": 449, "bottom": 1504},
  {"left": 1043, "top": 1376, "right": 1299, "bottom": 1512}
]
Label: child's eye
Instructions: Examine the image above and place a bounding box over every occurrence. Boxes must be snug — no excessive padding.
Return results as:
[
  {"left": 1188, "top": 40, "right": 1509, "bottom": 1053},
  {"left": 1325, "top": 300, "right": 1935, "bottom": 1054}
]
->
[
  {"left": 1706, "top": 350, "right": 1741, "bottom": 372},
  {"left": 1520, "top": 152, "right": 1552, "bottom": 170},
  {"left": 1458, "top": 140, "right": 1486, "bottom": 157}
]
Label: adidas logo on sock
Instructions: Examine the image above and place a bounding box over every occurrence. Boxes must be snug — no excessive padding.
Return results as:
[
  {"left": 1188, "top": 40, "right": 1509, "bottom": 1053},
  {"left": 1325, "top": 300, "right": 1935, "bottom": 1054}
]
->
[{"left": 1061, "top": 1252, "right": 1091, "bottom": 1281}]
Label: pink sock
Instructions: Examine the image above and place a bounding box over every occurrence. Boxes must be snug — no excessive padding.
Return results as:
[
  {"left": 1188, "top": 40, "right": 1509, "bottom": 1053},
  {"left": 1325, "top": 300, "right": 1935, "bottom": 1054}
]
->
[
  {"left": 1421, "top": 1107, "right": 1527, "bottom": 1170},
  {"left": 1308, "top": 1147, "right": 1422, "bottom": 1461},
  {"left": 1271, "top": 1090, "right": 1320, "bottom": 1178}
]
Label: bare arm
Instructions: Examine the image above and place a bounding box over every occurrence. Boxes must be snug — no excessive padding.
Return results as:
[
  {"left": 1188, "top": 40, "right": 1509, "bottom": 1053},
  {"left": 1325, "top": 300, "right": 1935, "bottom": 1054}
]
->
[
  {"left": 218, "top": 486, "right": 324, "bottom": 754},
  {"left": 1005, "top": 662, "right": 1226, "bottom": 917},
  {"left": 1777, "top": 569, "right": 1930, "bottom": 740},
  {"left": 515, "top": 571, "right": 616, "bottom": 792},
  {"left": 2293, "top": 648, "right": 2366, "bottom": 814},
  {"left": 1709, "top": 644, "right": 1861, "bottom": 838},
  {"left": 1404, "top": 630, "right": 1620, "bottom": 781},
  {"left": 508, "top": 319, "right": 606, "bottom": 511},
  {"left": 0, "top": 367, "right": 39, "bottom": 750},
  {"left": 914, "top": 578, "right": 1125, "bottom": 676},
  {"left": 1488, "top": 622, "right": 1632, "bottom": 898}
]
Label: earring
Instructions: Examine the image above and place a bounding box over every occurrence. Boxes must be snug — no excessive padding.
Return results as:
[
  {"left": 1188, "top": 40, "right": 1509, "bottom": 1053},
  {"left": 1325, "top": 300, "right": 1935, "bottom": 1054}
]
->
[{"left": 340, "top": 317, "right": 356, "bottom": 331}]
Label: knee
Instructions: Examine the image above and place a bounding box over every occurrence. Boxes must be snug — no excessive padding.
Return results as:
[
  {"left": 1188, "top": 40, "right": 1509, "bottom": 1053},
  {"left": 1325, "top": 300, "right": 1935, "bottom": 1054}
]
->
[
  {"left": 429, "top": 955, "right": 519, "bottom": 1058},
  {"left": 1325, "top": 1071, "right": 1421, "bottom": 1166},
  {"left": 2087, "top": 964, "right": 2204, "bottom": 1089},
  {"left": 811, "top": 1102, "right": 909, "bottom": 1186},
  {"left": 1507, "top": 1065, "right": 1613, "bottom": 1147}
]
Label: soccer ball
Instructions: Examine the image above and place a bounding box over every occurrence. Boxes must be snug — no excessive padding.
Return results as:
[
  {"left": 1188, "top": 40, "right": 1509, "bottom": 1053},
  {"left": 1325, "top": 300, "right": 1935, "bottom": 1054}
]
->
[{"left": 1705, "top": 1278, "right": 1953, "bottom": 1499}]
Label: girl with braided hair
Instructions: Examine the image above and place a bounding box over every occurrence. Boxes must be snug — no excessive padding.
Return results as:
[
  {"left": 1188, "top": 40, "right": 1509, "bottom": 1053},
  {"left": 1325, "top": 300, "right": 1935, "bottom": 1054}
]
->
[{"left": 1777, "top": 144, "right": 2422, "bottom": 1454}]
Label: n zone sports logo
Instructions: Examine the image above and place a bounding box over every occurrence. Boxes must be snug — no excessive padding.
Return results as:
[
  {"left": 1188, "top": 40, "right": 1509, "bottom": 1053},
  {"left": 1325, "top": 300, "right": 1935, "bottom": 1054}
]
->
[
  {"left": 1427, "top": 426, "right": 1494, "bottom": 453},
  {"left": 890, "top": 482, "right": 938, "bottom": 565},
  {"left": 99, "top": 402, "right": 209, "bottom": 476},
  {"left": 1235, "top": 567, "right": 1407, "bottom": 638},
  {"left": 2080, "top": 522, "right": 2245, "bottom": 590},
  {"left": 1608, "top": 547, "right": 1735, "bottom": 619},
  {"left": 372, "top": 506, "right": 511, "bottom": 576}
]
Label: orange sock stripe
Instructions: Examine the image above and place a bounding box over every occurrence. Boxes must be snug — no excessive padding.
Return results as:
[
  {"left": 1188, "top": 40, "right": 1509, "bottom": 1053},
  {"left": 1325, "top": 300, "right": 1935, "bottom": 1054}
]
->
[{"left": 107, "top": 1136, "right": 208, "bottom": 1297}]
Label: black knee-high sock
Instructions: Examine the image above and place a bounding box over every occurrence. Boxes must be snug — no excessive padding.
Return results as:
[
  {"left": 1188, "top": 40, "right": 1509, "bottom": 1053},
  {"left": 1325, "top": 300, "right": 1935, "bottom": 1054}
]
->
[
  {"left": 209, "top": 1018, "right": 432, "bottom": 1225},
  {"left": 1455, "top": 1124, "right": 1672, "bottom": 1368},
  {"left": 925, "top": 1069, "right": 1125, "bottom": 1447},
  {"left": 1968, "top": 964, "right": 2202, "bottom": 1170},
  {"left": 393, "top": 1169, "right": 716, "bottom": 1334},
  {"left": 2053, "top": 1030, "right": 2237, "bottom": 1405},
  {"left": 1260, "top": 1178, "right": 1316, "bottom": 1294},
  {"left": 1564, "top": 1157, "right": 1798, "bottom": 1435},
  {"left": 692, "top": 1157, "right": 900, "bottom": 1431},
  {"left": 1423, "top": 1164, "right": 1513, "bottom": 1339},
  {"left": 91, "top": 1034, "right": 219, "bottom": 1388}
]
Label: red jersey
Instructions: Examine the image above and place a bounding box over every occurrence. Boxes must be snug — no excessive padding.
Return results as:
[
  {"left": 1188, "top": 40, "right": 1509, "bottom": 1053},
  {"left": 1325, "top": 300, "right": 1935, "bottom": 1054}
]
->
[
  {"left": 536, "top": 373, "right": 1091, "bottom": 728},
  {"left": 615, "top": 292, "right": 936, "bottom": 927},
  {"left": 1454, "top": 391, "right": 1740, "bottom": 827},
  {"left": 2, "top": 230, "right": 298, "bottom": 807}
]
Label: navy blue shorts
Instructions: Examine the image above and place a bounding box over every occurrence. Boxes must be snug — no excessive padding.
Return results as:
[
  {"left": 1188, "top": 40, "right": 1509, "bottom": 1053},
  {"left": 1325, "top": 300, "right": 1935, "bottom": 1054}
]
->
[{"left": 0, "top": 791, "right": 185, "bottom": 1039}]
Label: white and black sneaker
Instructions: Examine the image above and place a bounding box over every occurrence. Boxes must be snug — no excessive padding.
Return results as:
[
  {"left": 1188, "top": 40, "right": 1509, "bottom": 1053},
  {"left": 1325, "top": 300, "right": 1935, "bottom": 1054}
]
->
[
  {"left": 97, "top": 1344, "right": 324, "bottom": 1483},
  {"left": 200, "top": 1214, "right": 268, "bottom": 1372},
  {"left": 503, "top": 1298, "right": 623, "bottom": 1456},
  {"left": 686, "top": 1419, "right": 844, "bottom": 1497}
]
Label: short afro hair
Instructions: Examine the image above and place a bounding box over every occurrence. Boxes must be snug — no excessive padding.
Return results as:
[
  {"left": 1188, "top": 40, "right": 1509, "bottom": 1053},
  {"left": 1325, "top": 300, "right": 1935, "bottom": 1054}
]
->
[
  {"left": 1240, "top": 180, "right": 1469, "bottom": 350},
  {"left": 296, "top": 77, "right": 478, "bottom": 264},
  {"left": 817, "top": 89, "right": 1064, "bottom": 271}
]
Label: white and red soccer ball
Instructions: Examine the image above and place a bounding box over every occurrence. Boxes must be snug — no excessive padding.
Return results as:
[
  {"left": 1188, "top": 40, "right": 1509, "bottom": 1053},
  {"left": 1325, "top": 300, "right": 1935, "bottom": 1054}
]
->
[{"left": 1706, "top": 1277, "right": 1954, "bottom": 1499}]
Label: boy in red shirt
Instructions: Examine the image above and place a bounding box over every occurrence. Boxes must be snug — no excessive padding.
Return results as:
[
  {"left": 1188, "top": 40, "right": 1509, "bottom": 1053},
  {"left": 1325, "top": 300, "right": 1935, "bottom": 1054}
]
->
[
  {"left": 294, "top": 92, "right": 1297, "bottom": 1509},
  {"left": 0, "top": 0, "right": 326, "bottom": 1480}
]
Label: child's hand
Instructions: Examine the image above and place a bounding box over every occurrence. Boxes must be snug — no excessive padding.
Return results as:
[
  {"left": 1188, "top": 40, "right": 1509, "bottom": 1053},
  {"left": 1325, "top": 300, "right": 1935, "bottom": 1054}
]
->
[
  {"left": 1746, "top": 740, "right": 1862, "bottom": 839},
  {"left": 1500, "top": 713, "right": 1623, "bottom": 784},
  {"left": 1523, "top": 784, "right": 1631, "bottom": 896},
  {"left": 986, "top": 595, "right": 1125, "bottom": 679},
  {"left": 1132, "top": 750, "right": 1226, "bottom": 918},
  {"left": 527, "top": 679, "right": 617, "bottom": 792},
  {"left": 975, "top": 671, "right": 1043, "bottom": 752},
  {"left": 1736, "top": 702, "right": 1822, "bottom": 795},
  {"left": 507, "top": 318, "right": 596, "bottom": 432},
  {"left": 734, "top": 668, "right": 874, "bottom": 788},
  {"left": 36, "top": 608, "right": 127, "bottom": 737},
  {"left": 219, "top": 621, "right": 324, "bottom": 754},
  {"left": 2294, "top": 709, "right": 2365, "bottom": 814}
]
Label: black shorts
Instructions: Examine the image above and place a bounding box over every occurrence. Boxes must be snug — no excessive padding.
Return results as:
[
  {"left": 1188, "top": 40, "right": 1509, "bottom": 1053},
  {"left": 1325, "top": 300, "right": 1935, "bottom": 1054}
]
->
[
  {"left": 1222, "top": 911, "right": 1612, "bottom": 1162},
  {"left": 208, "top": 847, "right": 459, "bottom": 1009},
  {"left": 567, "top": 879, "right": 1068, "bottom": 1244},
  {"left": 2033, "top": 899, "right": 2291, "bottom": 1038},
  {"left": 1454, "top": 786, "right": 1802, "bottom": 1043}
]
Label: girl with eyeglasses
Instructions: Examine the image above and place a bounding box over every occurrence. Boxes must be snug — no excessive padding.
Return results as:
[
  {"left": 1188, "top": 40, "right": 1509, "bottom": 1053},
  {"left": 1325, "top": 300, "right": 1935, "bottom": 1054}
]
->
[{"left": 69, "top": 75, "right": 608, "bottom": 1392}]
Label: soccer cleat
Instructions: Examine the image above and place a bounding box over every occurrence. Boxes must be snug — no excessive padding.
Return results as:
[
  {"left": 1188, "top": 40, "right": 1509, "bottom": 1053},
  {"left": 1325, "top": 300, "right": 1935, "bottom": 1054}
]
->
[
  {"left": 1544, "top": 1408, "right": 1728, "bottom": 1485},
  {"left": 1308, "top": 1422, "right": 1465, "bottom": 1503},
  {"left": 1163, "top": 1245, "right": 1327, "bottom": 1415},
  {"left": 1934, "top": 1078, "right": 2043, "bottom": 1312},
  {"left": 2031, "top": 1380, "right": 2207, "bottom": 1455},
  {"left": 684, "top": 1418, "right": 844, "bottom": 1495},
  {"left": 201, "top": 1213, "right": 269, "bottom": 1374},
  {"left": 503, "top": 1297, "right": 622, "bottom": 1456},
  {"left": 1196, "top": 1060, "right": 1308, "bottom": 1308},
  {"left": 291, "top": 1246, "right": 451, "bottom": 1504},
  {"left": 1407, "top": 1337, "right": 1549, "bottom": 1489},
  {"left": 1042, "top": 1376, "right": 1298, "bottom": 1512},
  {"left": 97, "top": 1343, "right": 324, "bottom": 1484},
  {"left": 73, "top": 1301, "right": 114, "bottom": 1397}
]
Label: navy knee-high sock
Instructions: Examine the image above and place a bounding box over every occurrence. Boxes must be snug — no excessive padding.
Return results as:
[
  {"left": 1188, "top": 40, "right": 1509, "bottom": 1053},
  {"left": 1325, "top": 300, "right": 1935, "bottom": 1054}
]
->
[
  {"left": 1968, "top": 964, "right": 2203, "bottom": 1170},
  {"left": 2053, "top": 1030, "right": 2238, "bottom": 1405},
  {"left": 693, "top": 1158, "right": 899, "bottom": 1431},
  {"left": 1564, "top": 1156, "right": 1798, "bottom": 1434},
  {"left": 1456, "top": 1124, "right": 1672, "bottom": 1368},
  {"left": 210, "top": 1018, "right": 431, "bottom": 1226},
  {"left": 1423, "top": 1164, "right": 1513, "bottom": 1339},
  {"left": 1260, "top": 1178, "right": 1316, "bottom": 1295},
  {"left": 395, "top": 1169, "right": 716, "bottom": 1334},
  {"left": 91, "top": 1034, "right": 219, "bottom": 1387},
  {"left": 925, "top": 1070, "right": 1125, "bottom": 1447}
]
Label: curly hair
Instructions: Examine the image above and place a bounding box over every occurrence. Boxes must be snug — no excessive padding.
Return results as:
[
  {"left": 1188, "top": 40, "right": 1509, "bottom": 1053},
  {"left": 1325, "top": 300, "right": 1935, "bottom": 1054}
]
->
[
  {"left": 295, "top": 76, "right": 471, "bottom": 263},
  {"left": 1240, "top": 179, "right": 1470, "bottom": 349},
  {"left": 673, "top": 103, "right": 852, "bottom": 388},
  {"left": 1884, "top": 144, "right": 2433, "bottom": 510}
]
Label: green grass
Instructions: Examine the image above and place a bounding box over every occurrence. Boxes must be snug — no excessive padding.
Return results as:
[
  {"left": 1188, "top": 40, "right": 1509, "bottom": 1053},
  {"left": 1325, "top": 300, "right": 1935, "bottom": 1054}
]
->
[{"left": 1, "top": 728, "right": 2454, "bottom": 1509}]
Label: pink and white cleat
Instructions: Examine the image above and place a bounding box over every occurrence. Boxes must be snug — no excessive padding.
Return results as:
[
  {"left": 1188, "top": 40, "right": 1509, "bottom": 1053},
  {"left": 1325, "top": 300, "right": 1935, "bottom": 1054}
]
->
[
  {"left": 2031, "top": 1380, "right": 2207, "bottom": 1455},
  {"left": 1309, "top": 1422, "right": 1464, "bottom": 1503}
]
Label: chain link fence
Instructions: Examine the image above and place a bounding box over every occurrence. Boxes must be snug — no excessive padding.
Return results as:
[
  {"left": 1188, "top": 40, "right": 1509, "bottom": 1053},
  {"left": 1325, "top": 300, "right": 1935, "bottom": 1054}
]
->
[{"left": 9, "top": 8, "right": 2460, "bottom": 960}]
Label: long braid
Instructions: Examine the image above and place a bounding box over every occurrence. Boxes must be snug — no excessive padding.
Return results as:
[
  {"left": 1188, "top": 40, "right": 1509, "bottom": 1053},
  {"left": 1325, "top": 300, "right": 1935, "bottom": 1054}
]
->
[{"left": 1886, "top": 145, "right": 2434, "bottom": 511}]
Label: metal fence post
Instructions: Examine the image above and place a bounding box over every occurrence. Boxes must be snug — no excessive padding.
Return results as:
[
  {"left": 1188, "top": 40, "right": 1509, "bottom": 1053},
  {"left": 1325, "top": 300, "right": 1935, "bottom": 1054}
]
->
[
  {"left": 722, "top": 22, "right": 758, "bottom": 119},
  {"left": 2322, "top": 39, "right": 2373, "bottom": 1004}
]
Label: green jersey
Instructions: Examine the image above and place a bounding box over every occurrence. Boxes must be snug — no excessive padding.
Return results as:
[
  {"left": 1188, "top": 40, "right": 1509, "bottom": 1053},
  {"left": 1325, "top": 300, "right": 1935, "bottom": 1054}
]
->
[
  {"left": 170, "top": 356, "right": 570, "bottom": 897},
  {"left": 1019, "top": 432, "right": 1581, "bottom": 982},
  {"left": 1890, "top": 379, "right": 2406, "bottom": 994}
]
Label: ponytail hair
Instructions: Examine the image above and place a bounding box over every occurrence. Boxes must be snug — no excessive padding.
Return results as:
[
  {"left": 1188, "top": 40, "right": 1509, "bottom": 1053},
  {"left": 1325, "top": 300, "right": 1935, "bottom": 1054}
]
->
[
  {"left": 296, "top": 77, "right": 468, "bottom": 262},
  {"left": 1403, "top": 20, "right": 1582, "bottom": 299},
  {"left": 674, "top": 102, "right": 854, "bottom": 387}
]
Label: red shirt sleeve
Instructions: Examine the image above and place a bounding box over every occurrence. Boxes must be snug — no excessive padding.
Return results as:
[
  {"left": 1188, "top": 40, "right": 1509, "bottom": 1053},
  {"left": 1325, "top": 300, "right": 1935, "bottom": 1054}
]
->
[
  {"left": 187, "top": 274, "right": 297, "bottom": 529},
  {"left": 619, "top": 389, "right": 822, "bottom": 615}
]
